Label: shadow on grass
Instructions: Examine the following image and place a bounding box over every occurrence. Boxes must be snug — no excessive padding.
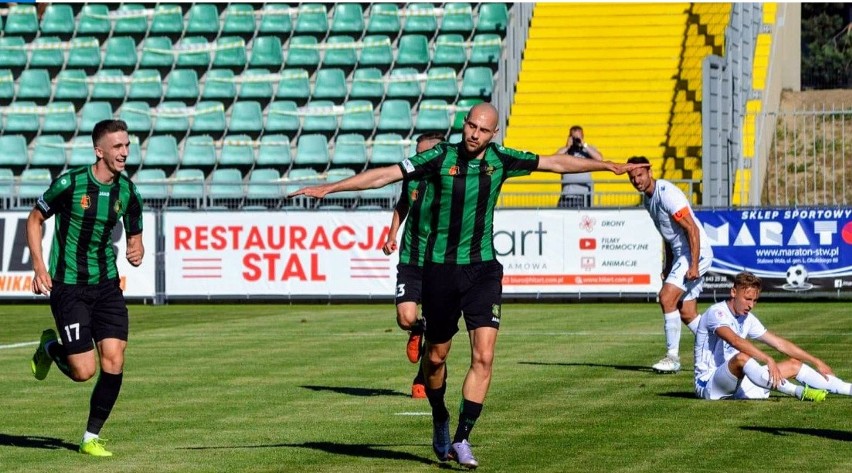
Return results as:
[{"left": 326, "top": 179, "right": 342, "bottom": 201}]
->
[
  {"left": 658, "top": 391, "right": 699, "bottom": 399},
  {"left": 0, "top": 433, "right": 78, "bottom": 451},
  {"left": 300, "top": 385, "right": 409, "bottom": 397},
  {"left": 519, "top": 361, "right": 656, "bottom": 373},
  {"left": 741, "top": 426, "right": 852, "bottom": 441}
]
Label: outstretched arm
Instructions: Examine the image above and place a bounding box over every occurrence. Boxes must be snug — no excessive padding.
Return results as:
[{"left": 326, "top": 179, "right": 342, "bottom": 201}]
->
[
  {"left": 289, "top": 165, "right": 404, "bottom": 199},
  {"left": 535, "top": 155, "right": 648, "bottom": 175},
  {"left": 759, "top": 331, "right": 833, "bottom": 378}
]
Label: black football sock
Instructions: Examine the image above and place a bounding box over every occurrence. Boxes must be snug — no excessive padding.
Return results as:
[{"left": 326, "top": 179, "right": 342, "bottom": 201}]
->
[
  {"left": 453, "top": 398, "right": 483, "bottom": 443},
  {"left": 426, "top": 382, "right": 449, "bottom": 423},
  {"left": 45, "top": 341, "right": 73, "bottom": 379},
  {"left": 413, "top": 368, "right": 426, "bottom": 385},
  {"left": 86, "top": 371, "right": 123, "bottom": 435}
]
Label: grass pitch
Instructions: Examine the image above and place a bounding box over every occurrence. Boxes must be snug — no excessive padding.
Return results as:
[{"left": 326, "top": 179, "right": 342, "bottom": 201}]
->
[{"left": 1, "top": 302, "right": 850, "bottom": 472}]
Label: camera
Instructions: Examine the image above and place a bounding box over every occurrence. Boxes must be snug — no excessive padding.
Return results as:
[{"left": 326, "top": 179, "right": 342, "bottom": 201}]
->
[{"left": 572, "top": 137, "right": 583, "bottom": 147}]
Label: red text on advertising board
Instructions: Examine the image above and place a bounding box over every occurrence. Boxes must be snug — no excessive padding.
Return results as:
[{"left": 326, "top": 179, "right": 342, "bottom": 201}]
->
[
  {"left": 173, "top": 225, "right": 390, "bottom": 251},
  {"left": 243, "top": 253, "right": 325, "bottom": 281}
]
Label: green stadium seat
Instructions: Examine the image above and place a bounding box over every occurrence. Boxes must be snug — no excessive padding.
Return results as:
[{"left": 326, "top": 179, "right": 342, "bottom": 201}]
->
[
  {"left": 339, "top": 100, "right": 375, "bottom": 136},
  {"left": 396, "top": 35, "right": 430, "bottom": 71},
  {"left": 119, "top": 101, "right": 152, "bottom": 137},
  {"left": 331, "top": 134, "right": 368, "bottom": 170},
  {"left": 128, "top": 69, "right": 164, "bottom": 105},
  {"left": 476, "top": 3, "right": 509, "bottom": 36},
  {"left": 54, "top": 70, "right": 90, "bottom": 107},
  {"left": 77, "top": 5, "right": 111, "bottom": 40},
  {"left": 358, "top": 36, "right": 393, "bottom": 72},
  {"left": 433, "top": 34, "right": 468, "bottom": 71},
  {"left": 349, "top": 68, "right": 384, "bottom": 104},
  {"left": 302, "top": 101, "right": 339, "bottom": 136},
  {"left": 286, "top": 36, "right": 320, "bottom": 72},
  {"left": 212, "top": 36, "right": 247, "bottom": 72},
  {"left": 32, "top": 135, "right": 68, "bottom": 174},
  {"left": 186, "top": 4, "right": 221, "bottom": 40},
  {"left": 441, "top": 3, "right": 475, "bottom": 36},
  {"left": 386, "top": 67, "right": 422, "bottom": 101},
  {"left": 181, "top": 135, "right": 217, "bottom": 172},
  {"left": 103, "top": 36, "right": 139, "bottom": 74},
  {"left": 312, "top": 68, "right": 347, "bottom": 103},
  {"left": 191, "top": 101, "right": 227, "bottom": 138},
  {"left": 358, "top": 183, "right": 398, "bottom": 209},
  {"left": 294, "top": 4, "right": 329, "bottom": 37},
  {"left": 452, "top": 98, "right": 483, "bottom": 130},
  {"left": 223, "top": 4, "right": 257, "bottom": 40},
  {"left": 331, "top": 4, "right": 364, "bottom": 35},
  {"left": 140, "top": 36, "right": 175, "bottom": 74},
  {"left": 367, "top": 4, "right": 401, "bottom": 38},
  {"left": 126, "top": 135, "right": 143, "bottom": 173},
  {"left": 228, "top": 101, "right": 264, "bottom": 138},
  {"left": 0, "top": 168, "right": 14, "bottom": 206},
  {"left": 249, "top": 36, "right": 284, "bottom": 71},
  {"left": 449, "top": 132, "right": 462, "bottom": 143},
  {"left": 370, "top": 133, "right": 406, "bottom": 166},
  {"left": 42, "top": 102, "right": 78, "bottom": 139},
  {"left": 133, "top": 169, "right": 170, "bottom": 203},
  {"left": 165, "top": 69, "right": 200, "bottom": 104},
  {"left": 470, "top": 34, "right": 502, "bottom": 69},
  {"left": 377, "top": 100, "right": 413, "bottom": 135},
  {"left": 209, "top": 168, "right": 245, "bottom": 207},
  {"left": 150, "top": 4, "right": 185, "bottom": 41},
  {"left": 265, "top": 101, "right": 301, "bottom": 137},
  {"left": 153, "top": 101, "right": 190, "bottom": 137},
  {"left": 256, "top": 134, "right": 292, "bottom": 171},
  {"left": 403, "top": 3, "right": 438, "bottom": 34},
  {"left": 0, "top": 70, "right": 13, "bottom": 105},
  {"left": 0, "top": 135, "right": 28, "bottom": 172},
  {"left": 294, "top": 134, "right": 330, "bottom": 169},
  {"left": 322, "top": 36, "right": 358, "bottom": 72},
  {"left": 259, "top": 4, "right": 293, "bottom": 35},
  {"left": 18, "top": 168, "right": 54, "bottom": 202},
  {"left": 237, "top": 69, "right": 274, "bottom": 107},
  {"left": 79, "top": 101, "right": 114, "bottom": 134},
  {"left": 246, "top": 168, "right": 283, "bottom": 203},
  {"left": 275, "top": 69, "right": 311, "bottom": 105},
  {"left": 69, "top": 135, "right": 96, "bottom": 167},
  {"left": 461, "top": 67, "right": 494, "bottom": 100},
  {"left": 324, "top": 168, "right": 359, "bottom": 205},
  {"left": 424, "top": 67, "right": 459, "bottom": 100},
  {"left": 29, "top": 37, "right": 65, "bottom": 74},
  {"left": 415, "top": 99, "right": 452, "bottom": 132},
  {"left": 16, "top": 69, "right": 52, "bottom": 104},
  {"left": 169, "top": 168, "right": 207, "bottom": 207},
  {"left": 4, "top": 5, "right": 38, "bottom": 40},
  {"left": 202, "top": 69, "right": 237, "bottom": 106},
  {"left": 284, "top": 168, "right": 320, "bottom": 207},
  {"left": 39, "top": 4, "right": 76, "bottom": 40},
  {"left": 219, "top": 135, "right": 255, "bottom": 172},
  {"left": 66, "top": 37, "right": 101, "bottom": 74},
  {"left": 144, "top": 134, "right": 180, "bottom": 174},
  {"left": 0, "top": 37, "right": 27, "bottom": 74},
  {"left": 177, "top": 37, "right": 213, "bottom": 73},
  {"left": 91, "top": 69, "right": 128, "bottom": 108},
  {"left": 114, "top": 4, "right": 150, "bottom": 40},
  {"left": 3, "top": 102, "right": 40, "bottom": 138}
]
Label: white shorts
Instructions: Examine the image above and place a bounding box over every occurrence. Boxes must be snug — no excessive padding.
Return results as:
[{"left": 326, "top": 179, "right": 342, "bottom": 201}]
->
[
  {"left": 696, "top": 363, "right": 770, "bottom": 400},
  {"left": 665, "top": 249, "right": 713, "bottom": 301}
]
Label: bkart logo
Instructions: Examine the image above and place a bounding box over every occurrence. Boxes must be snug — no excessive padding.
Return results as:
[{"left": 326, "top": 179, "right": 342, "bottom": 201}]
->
[{"left": 842, "top": 221, "right": 852, "bottom": 244}]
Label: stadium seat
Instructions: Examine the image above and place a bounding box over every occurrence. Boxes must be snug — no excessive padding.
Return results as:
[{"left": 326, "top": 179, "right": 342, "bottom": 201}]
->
[
  {"left": 4, "top": 5, "right": 39, "bottom": 40},
  {"left": 180, "top": 135, "right": 217, "bottom": 173},
  {"left": 259, "top": 4, "right": 293, "bottom": 35},
  {"left": 177, "top": 37, "right": 213, "bottom": 74},
  {"left": 169, "top": 168, "right": 207, "bottom": 208},
  {"left": 69, "top": 135, "right": 96, "bottom": 167},
  {"left": 126, "top": 136, "right": 143, "bottom": 173},
  {"left": 237, "top": 69, "right": 274, "bottom": 107},
  {"left": 332, "top": 134, "right": 368, "bottom": 171},
  {"left": 114, "top": 4, "right": 149, "bottom": 40},
  {"left": 265, "top": 101, "right": 301, "bottom": 137},
  {"left": 386, "top": 68, "right": 423, "bottom": 102},
  {"left": 460, "top": 67, "right": 494, "bottom": 100},
  {"left": 452, "top": 98, "right": 483, "bottom": 130},
  {"left": 415, "top": 99, "right": 452, "bottom": 132},
  {"left": 358, "top": 35, "right": 393, "bottom": 72},
  {"left": 39, "top": 4, "right": 76, "bottom": 40},
  {"left": 119, "top": 101, "right": 153, "bottom": 137},
  {"left": 42, "top": 102, "right": 78, "bottom": 139},
  {"left": 370, "top": 133, "right": 406, "bottom": 166},
  {"left": 275, "top": 69, "right": 311, "bottom": 105},
  {"left": 470, "top": 34, "right": 502, "bottom": 69},
  {"left": 209, "top": 168, "right": 245, "bottom": 207},
  {"left": 91, "top": 69, "right": 128, "bottom": 108},
  {"left": 77, "top": 5, "right": 111, "bottom": 40},
  {"left": 476, "top": 3, "right": 509, "bottom": 36},
  {"left": 140, "top": 36, "right": 175, "bottom": 74},
  {"left": 424, "top": 67, "right": 459, "bottom": 100},
  {"left": 153, "top": 101, "right": 190, "bottom": 137},
  {"left": 448, "top": 132, "right": 462, "bottom": 143},
  {"left": 294, "top": 4, "right": 329, "bottom": 37},
  {"left": 144, "top": 134, "right": 180, "bottom": 174},
  {"left": 246, "top": 168, "right": 283, "bottom": 205},
  {"left": 377, "top": 100, "right": 413, "bottom": 135},
  {"left": 3, "top": 102, "right": 40, "bottom": 139},
  {"left": 17, "top": 169, "right": 53, "bottom": 203},
  {"left": 331, "top": 4, "right": 364, "bottom": 35},
  {"left": 323, "top": 168, "right": 359, "bottom": 205},
  {"left": 202, "top": 69, "right": 237, "bottom": 106},
  {"left": 228, "top": 101, "right": 264, "bottom": 138},
  {"left": 358, "top": 183, "right": 398, "bottom": 209},
  {"left": 0, "top": 168, "right": 14, "bottom": 207},
  {"left": 28, "top": 36, "right": 65, "bottom": 74},
  {"left": 165, "top": 69, "right": 200, "bottom": 105},
  {"left": 79, "top": 101, "right": 114, "bottom": 134},
  {"left": 322, "top": 36, "right": 358, "bottom": 72},
  {"left": 191, "top": 101, "right": 227, "bottom": 138},
  {"left": 66, "top": 37, "right": 101, "bottom": 74},
  {"left": 294, "top": 134, "right": 330, "bottom": 169},
  {"left": 150, "top": 4, "right": 185, "bottom": 40},
  {"left": 222, "top": 4, "right": 257, "bottom": 40},
  {"left": 433, "top": 34, "right": 468, "bottom": 71},
  {"left": 219, "top": 135, "right": 255, "bottom": 172},
  {"left": 0, "top": 37, "right": 27, "bottom": 74},
  {"left": 302, "top": 101, "right": 339, "bottom": 136},
  {"left": 0, "top": 70, "right": 13, "bottom": 105},
  {"left": 213, "top": 36, "right": 247, "bottom": 72},
  {"left": 249, "top": 36, "right": 284, "bottom": 71},
  {"left": 366, "top": 4, "right": 401, "bottom": 38},
  {"left": 133, "top": 169, "right": 170, "bottom": 204},
  {"left": 31, "top": 134, "right": 68, "bottom": 175},
  {"left": 396, "top": 35, "right": 430, "bottom": 71},
  {"left": 339, "top": 100, "right": 376, "bottom": 136},
  {"left": 128, "top": 69, "right": 164, "bottom": 105},
  {"left": 349, "top": 68, "right": 385, "bottom": 104},
  {"left": 284, "top": 168, "right": 320, "bottom": 207},
  {"left": 256, "top": 134, "right": 292, "bottom": 171},
  {"left": 441, "top": 3, "right": 475, "bottom": 36},
  {"left": 403, "top": 3, "right": 438, "bottom": 35},
  {"left": 15, "top": 69, "right": 52, "bottom": 104},
  {"left": 54, "top": 69, "right": 90, "bottom": 107},
  {"left": 0, "top": 135, "right": 28, "bottom": 172},
  {"left": 186, "top": 4, "right": 221, "bottom": 40},
  {"left": 286, "top": 36, "right": 321, "bottom": 72},
  {"left": 312, "top": 68, "right": 347, "bottom": 103},
  {"left": 103, "top": 36, "right": 139, "bottom": 74}
]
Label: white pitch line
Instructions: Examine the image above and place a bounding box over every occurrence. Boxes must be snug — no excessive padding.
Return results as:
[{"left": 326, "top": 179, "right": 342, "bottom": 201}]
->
[
  {"left": 395, "top": 412, "right": 432, "bottom": 416},
  {"left": 0, "top": 341, "right": 38, "bottom": 350}
]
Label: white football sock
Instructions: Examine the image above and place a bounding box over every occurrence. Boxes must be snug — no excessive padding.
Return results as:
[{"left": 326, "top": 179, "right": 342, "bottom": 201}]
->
[
  {"left": 826, "top": 375, "right": 852, "bottom": 395},
  {"left": 82, "top": 431, "right": 99, "bottom": 442},
  {"left": 795, "top": 364, "right": 832, "bottom": 390},
  {"left": 686, "top": 314, "right": 701, "bottom": 335},
  {"left": 664, "top": 311, "right": 681, "bottom": 357},
  {"left": 743, "top": 358, "right": 798, "bottom": 397}
]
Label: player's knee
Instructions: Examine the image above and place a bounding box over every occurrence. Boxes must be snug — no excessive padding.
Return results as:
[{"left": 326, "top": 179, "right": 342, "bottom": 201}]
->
[
  {"left": 471, "top": 349, "right": 494, "bottom": 372},
  {"left": 731, "top": 352, "right": 752, "bottom": 368},
  {"left": 70, "top": 366, "right": 96, "bottom": 382},
  {"left": 787, "top": 358, "right": 803, "bottom": 372}
]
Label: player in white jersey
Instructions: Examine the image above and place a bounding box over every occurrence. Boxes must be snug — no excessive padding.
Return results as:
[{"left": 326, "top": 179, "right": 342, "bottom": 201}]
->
[
  {"left": 695, "top": 271, "right": 852, "bottom": 401},
  {"left": 626, "top": 156, "right": 714, "bottom": 373}
]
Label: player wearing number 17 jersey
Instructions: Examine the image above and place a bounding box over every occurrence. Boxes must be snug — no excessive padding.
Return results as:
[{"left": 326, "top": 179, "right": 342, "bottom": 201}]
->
[{"left": 627, "top": 156, "right": 713, "bottom": 374}]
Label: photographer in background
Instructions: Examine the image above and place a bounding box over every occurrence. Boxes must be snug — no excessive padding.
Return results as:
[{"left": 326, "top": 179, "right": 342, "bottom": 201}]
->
[{"left": 556, "top": 125, "right": 603, "bottom": 207}]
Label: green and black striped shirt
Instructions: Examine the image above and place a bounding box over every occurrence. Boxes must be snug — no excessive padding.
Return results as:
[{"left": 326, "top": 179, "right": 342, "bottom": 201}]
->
[
  {"left": 396, "top": 177, "right": 433, "bottom": 266},
  {"left": 36, "top": 166, "right": 144, "bottom": 285},
  {"left": 399, "top": 142, "right": 539, "bottom": 264}
]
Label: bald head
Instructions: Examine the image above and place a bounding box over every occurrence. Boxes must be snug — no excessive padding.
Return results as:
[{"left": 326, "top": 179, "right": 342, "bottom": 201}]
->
[
  {"left": 462, "top": 103, "right": 499, "bottom": 158},
  {"left": 467, "top": 103, "right": 499, "bottom": 130}
]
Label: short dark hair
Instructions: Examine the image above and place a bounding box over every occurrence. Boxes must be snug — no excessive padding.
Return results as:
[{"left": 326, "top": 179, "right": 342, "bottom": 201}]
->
[
  {"left": 92, "top": 119, "right": 128, "bottom": 147},
  {"left": 569, "top": 125, "right": 583, "bottom": 134},
  {"left": 733, "top": 271, "right": 762, "bottom": 292},
  {"left": 627, "top": 156, "right": 650, "bottom": 165},
  {"left": 417, "top": 132, "right": 445, "bottom": 143}
]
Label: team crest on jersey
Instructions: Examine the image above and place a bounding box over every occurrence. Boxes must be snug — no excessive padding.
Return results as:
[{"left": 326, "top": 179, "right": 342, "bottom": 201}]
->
[
  {"left": 449, "top": 165, "right": 460, "bottom": 176},
  {"left": 114, "top": 200, "right": 123, "bottom": 214},
  {"left": 484, "top": 165, "right": 495, "bottom": 175},
  {"left": 491, "top": 304, "right": 501, "bottom": 323},
  {"left": 80, "top": 195, "right": 91, "bottom": 209},
  {"left": 410, "top": 189, "right": 419, "bottom": 201}
]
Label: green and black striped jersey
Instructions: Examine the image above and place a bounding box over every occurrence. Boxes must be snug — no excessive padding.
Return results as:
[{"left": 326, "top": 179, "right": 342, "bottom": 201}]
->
[
  {"left": 398, "top": 142, "right": 538, "bottom": 264},
  {"left": 36, "top": 166, "right": 144, "bottom": 285},
  {"left": 396, "top": 177, "right": 433, "bottom": 266}
]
